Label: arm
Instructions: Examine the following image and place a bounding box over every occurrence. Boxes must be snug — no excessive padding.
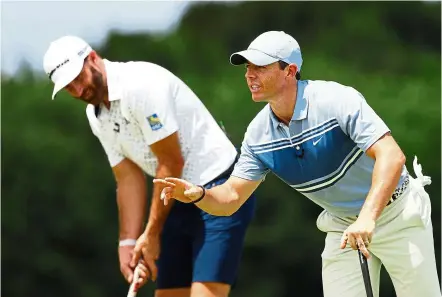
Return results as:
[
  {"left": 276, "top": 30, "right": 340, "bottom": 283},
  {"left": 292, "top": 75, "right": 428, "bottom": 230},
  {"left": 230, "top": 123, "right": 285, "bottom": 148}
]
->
[
  {"left": 127, "top": 133, "right": 183, "bottom": 283},
  {"left": 333, "top": 87, "right": 404, "bottom": 219},
  {"left": 157, "top": 136, "right": 265, "bottom": 216},
  {"left": 86, "top": 105, "right": 143, "bottom": 240},
  {"left": 333, "top": 87, "right": 405, "bottom": 256},
  {"left": 130, "top": 79, "right": 182, "bottom": 236},
  {"left": 113, "top": 158, "right": 147, "bottom": 241},
  {"left": 128, "top": 71, "right": 184, "bottom": 277},
  {"left": 93, "top": 133, "right": 144, "bottom": 241},
  {"left": 156, "top": 175, "right": 261, "bottom": 216},
  {"left": 192, "top": 132, "right": 266, "bottom": 215},
  {"left": 340, "top": 133, "right": 405, "bottom": 256},
  {"left": 195, "top": 176, "right": 261, "bottom": 216},
  {"left": 144, "top": 132, "right": 184, "bottom": 236},
  {"left": 114, "top": 159, "right": 155, "bottom": 285},
  {"left": 357, "top": 133, "right": 405, "bottom": 221},
  {"left": 90, "top": 134, "right": 151, "bottom": 284}
]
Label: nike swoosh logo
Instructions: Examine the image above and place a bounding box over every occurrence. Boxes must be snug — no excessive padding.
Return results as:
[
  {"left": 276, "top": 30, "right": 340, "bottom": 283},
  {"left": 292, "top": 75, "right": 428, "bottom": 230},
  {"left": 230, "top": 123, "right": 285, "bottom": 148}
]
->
[{"left": 313, "top": 136, "right": 324, "bottom": 146}]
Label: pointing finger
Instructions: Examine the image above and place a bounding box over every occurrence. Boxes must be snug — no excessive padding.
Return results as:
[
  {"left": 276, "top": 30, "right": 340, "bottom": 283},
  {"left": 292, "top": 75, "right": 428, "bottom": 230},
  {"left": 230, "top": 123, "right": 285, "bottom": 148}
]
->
[
  {"left": 153, "top": 179, "right": 176, "bottom": 187},
  {"left": 164, "top": 177, "right": 192, "bottom": 188}
]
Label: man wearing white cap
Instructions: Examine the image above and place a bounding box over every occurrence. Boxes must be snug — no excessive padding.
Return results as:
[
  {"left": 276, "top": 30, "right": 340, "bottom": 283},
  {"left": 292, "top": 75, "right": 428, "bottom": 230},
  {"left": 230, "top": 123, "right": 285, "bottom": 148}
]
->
[
  {"left": 43, "top": 35, "right": 257, "bottom": 297},
  {"left": 152, "top": 31, "right": 441, "bottom": 297}
]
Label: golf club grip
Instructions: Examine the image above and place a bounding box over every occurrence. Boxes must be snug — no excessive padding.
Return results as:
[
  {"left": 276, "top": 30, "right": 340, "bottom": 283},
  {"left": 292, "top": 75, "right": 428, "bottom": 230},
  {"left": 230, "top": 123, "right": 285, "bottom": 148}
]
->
[
  {"left": 127, "top": 265, "right": 141, "bottom": 297},
  {"left": 358, "top": 249, "right": 374, "bottom": 297}
]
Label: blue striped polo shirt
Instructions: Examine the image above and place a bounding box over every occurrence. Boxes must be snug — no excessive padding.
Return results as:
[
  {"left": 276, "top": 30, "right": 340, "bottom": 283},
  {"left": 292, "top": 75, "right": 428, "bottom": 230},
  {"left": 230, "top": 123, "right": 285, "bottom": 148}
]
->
[{"left": 232, "top": 79, "right": 408, "bottom": 217}]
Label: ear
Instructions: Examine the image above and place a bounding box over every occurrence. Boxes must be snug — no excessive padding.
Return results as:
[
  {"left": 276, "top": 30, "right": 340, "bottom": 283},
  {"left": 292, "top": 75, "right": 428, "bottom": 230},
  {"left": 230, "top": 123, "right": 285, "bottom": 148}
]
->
[
  {"left": 286, "top": 64, "right": 298, "bottom": 78},
  {"left": 87, "top": 50, "right": 103, "bottom": 71},
  {"left": 88, "top": 50, "right": 99, "bottom": 64}
]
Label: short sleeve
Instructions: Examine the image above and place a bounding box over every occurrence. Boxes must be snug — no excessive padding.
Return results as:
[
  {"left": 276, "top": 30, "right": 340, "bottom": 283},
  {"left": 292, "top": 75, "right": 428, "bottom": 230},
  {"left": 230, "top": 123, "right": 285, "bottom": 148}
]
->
[
  {"left": 129, "top": 79, "right": 179, "bottom": 146},
  {"left": 333, "top": 87, "right": 390, "bottom": 151},
  {"left": 231, "top": 139, "right": 270, "bottom": 181},
  {"left": 97, "top": 137, "right": 124, "bottom": 167}
]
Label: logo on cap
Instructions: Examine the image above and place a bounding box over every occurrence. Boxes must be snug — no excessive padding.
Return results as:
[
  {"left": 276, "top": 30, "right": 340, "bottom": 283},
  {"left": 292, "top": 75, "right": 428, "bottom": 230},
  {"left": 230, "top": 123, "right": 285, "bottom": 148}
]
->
[
  {"left": 48, "top": 58, "right": 70, "bottom": 80},
  {"left": 77, "top": 45, "right": 89, "bottom": 57}
]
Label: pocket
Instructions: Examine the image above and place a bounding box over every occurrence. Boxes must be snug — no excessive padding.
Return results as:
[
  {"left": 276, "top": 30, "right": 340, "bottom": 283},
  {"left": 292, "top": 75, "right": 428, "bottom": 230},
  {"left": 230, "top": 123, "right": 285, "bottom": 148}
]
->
[{"left": 316, "top": 211, "right": 352, "bottom": 233}]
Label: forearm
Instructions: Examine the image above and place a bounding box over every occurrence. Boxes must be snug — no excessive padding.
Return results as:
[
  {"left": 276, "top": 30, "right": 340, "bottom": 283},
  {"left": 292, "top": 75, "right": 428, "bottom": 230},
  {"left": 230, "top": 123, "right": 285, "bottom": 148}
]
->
[
  {"left": 196, "top": 183, "right": 242, "bottom": 216},
  {"left": 117, "top": 173, "right": 147, "bottom": 240},
  {"left": 145, "top": 162, "right": 183, "bottom": 236},
  {"left": 359, "top": 152, "right": 405, "bottom": 221}
]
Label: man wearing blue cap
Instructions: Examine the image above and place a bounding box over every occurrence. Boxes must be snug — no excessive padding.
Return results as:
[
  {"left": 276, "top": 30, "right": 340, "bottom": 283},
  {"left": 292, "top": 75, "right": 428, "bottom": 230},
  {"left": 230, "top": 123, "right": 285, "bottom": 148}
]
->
[{"left": 149, "top": 31, "right": 441, "bottom": 297}]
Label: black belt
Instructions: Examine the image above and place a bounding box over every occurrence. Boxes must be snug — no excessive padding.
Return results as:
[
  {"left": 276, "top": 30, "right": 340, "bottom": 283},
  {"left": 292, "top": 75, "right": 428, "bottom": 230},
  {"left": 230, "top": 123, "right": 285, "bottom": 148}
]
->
[{"left": 386, "top": 175, "right": 410, "bottom": 206}]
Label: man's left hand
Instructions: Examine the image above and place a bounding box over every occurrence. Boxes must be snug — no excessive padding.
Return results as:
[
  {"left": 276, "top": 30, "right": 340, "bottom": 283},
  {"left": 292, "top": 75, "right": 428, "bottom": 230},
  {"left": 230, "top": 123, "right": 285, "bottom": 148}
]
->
[
  {"left": 131, "top": 231, "right": 160, "bottom": 282},
  {"left": 340, "top": 217, "right": 375, "bottom": 258}
]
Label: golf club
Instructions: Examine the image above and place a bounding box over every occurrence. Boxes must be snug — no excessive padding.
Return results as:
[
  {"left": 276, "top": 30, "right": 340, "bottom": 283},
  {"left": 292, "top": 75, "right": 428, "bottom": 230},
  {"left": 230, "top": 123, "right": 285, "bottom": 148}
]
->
[
  {"left": 358, "top": 249, "right": 374, "bottom": 297},
  {"left": 127, "top": 265, "right": 141, "bottom": 297}
]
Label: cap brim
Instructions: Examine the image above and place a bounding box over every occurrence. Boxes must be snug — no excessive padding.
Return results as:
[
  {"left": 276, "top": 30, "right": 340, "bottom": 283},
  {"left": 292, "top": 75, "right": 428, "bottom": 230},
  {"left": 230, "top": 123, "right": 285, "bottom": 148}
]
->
[
  {"left": 230, "top": 49, "right": 278, "bottom": 66},
  {"left": 51, "top": 58, "right": 84, "bottom": 99}
]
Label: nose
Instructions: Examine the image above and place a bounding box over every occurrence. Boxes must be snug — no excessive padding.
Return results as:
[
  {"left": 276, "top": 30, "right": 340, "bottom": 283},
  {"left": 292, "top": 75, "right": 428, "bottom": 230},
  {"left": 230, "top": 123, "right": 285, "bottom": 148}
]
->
[{"left": 245, "top": 67, "right": 257, "bottom": 79}]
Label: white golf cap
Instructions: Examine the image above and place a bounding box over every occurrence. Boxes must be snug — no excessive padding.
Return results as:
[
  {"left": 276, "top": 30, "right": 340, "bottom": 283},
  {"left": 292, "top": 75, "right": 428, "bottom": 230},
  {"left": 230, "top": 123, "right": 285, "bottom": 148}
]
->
[
  {"left": 230, "top": 31, "right": 303, "bottom": 71},
  {"left": 43, "top": 36, "right": 92, "bottom": 99}
]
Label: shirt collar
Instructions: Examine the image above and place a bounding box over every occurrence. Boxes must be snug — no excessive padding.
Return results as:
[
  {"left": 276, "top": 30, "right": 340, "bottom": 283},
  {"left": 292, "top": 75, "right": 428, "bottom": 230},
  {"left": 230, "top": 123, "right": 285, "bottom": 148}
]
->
[
  {"left": 292, "top": 80, "right": 308, "bottom": 121},
  {"left": 270, "top": 80, "right": 309, "bottom": 129},
  {"left": 103, "top": 59, "right": 122, "bottom": 102}
]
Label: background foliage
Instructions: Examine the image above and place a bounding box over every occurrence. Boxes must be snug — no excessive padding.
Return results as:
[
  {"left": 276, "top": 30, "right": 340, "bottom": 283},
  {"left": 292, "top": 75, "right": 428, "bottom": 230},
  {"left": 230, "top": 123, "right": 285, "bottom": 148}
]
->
[{"left": 2, "top": 2, "right": 441, "bottom": 296}]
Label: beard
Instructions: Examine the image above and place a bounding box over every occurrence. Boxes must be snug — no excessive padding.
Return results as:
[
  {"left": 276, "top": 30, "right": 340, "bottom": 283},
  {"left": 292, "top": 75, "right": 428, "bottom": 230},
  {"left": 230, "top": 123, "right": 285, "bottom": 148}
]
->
[{"left": 80, "top": 67, "right": 105, "bottom": 106}]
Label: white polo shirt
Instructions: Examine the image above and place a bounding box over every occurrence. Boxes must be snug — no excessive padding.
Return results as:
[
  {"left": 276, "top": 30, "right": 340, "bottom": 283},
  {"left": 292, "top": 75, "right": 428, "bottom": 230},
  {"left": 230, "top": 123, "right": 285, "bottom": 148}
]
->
[{"left": 86, "top": 59, "right": 237, "bottom": 185}]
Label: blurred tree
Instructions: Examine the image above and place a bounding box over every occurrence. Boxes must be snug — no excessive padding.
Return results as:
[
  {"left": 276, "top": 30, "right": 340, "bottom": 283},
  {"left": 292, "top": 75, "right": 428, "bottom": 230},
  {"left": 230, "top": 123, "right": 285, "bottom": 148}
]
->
[{"left": 2, "top": 2, "right": 440, "bottom": 297}]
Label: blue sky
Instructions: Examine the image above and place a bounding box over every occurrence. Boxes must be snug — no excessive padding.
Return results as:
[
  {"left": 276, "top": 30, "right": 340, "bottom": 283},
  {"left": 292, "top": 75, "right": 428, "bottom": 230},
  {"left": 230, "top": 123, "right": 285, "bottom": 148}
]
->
[{"left": 1, "top": 1, "right": 196, "bottom": 75}]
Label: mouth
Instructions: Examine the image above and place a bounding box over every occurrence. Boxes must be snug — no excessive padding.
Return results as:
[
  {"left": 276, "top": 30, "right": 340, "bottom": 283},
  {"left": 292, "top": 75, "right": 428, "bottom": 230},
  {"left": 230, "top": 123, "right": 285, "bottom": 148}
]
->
[{"left": 249, "top": 84, "right": 261, "bottom": 93}]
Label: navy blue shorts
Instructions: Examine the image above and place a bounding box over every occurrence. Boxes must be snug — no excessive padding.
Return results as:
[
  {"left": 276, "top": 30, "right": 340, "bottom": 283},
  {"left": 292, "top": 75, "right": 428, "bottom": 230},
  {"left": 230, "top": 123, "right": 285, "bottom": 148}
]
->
[{"left": 156, "top": 176, "right": 256, "bottom": 289}]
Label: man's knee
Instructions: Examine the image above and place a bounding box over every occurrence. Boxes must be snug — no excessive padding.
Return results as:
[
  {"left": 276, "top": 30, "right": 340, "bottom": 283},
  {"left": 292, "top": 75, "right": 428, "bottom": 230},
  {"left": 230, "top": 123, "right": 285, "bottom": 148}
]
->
[
  {"left": 191, "top": 282, "right": 231, "bottom": 297},
  {"left": 155, "top": 287, "right": 191, "bottom": 297}
]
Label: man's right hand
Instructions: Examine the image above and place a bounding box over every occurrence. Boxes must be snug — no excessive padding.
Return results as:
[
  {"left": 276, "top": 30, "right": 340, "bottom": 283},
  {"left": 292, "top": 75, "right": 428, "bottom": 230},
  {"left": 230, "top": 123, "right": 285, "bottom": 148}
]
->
[
  {"left": 153, "top": 177, "right": 203, "bottom": 205},
  {"left": 118, "top": 245, "right": 150, "bottom": 287}
]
